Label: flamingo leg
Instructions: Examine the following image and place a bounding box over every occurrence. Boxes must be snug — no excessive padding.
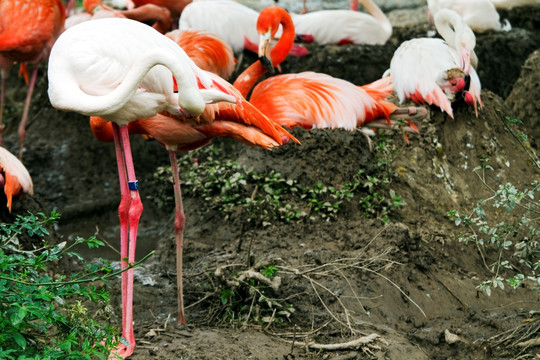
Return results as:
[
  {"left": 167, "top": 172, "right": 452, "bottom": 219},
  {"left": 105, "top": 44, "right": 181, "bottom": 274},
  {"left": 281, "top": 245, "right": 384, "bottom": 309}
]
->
[
  {"left": 168, "top": 150, "right": 187, "bottom": 325},
  {"left": 17, "top": 66, "right": 39, "bottom": 159},
  {"left": 111, "top": 124, "right": 130, "bottom": 350},
  {"left": 110, "top": 123, "right": 143, "bottom": 359}
]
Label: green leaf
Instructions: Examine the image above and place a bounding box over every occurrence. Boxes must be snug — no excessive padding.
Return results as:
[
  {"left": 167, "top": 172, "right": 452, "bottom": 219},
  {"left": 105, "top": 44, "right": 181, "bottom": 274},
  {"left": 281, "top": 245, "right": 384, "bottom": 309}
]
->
[{"left": 11, "top": 332, "right": 27, "bottom": 350}]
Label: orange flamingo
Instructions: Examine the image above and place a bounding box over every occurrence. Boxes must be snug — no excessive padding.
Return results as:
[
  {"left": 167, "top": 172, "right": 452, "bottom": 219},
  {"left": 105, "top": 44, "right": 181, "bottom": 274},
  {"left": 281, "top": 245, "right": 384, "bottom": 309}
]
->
[
  {"left": 0, "top": 0, "right": 65, "bottom": 157},
  {"left": 166, "top": 29, "right": 236, "bottom": 80},
  {"left": 89, "top": 69, "right": 297, "bottom": 327},
  {"left": 233, "top": 6, "right": 425, "bottom": 143},
  {"left": 65, "top": 0, "right": 172, "bottom": 33},
  {"left": 0, "top": 145, "right": 33, "bottom": 212},
  {"left": 47, "top": 17, "right": 237, "bottom": 358}
]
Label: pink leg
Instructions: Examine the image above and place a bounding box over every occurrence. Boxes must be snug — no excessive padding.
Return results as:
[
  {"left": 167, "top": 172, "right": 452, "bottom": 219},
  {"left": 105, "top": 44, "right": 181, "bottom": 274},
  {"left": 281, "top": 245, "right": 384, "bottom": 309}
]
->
[
  {"left": 110, "top": 124, "right": 143, "bottom": 359},
  {"left": 112, "top": 124, "right": 130, "bottom": 347},
  {"left": 17, "top": 66, "right": 38, "bottom": 159},
  {"left": 169, "top": 150, "right": 187, "bottom": 325}
]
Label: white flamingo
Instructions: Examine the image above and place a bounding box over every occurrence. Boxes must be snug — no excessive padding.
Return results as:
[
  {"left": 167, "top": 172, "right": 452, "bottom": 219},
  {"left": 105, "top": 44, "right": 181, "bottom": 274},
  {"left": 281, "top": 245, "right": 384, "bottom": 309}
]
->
[
  {"left": 384, "top": 9, "right": 483, "bottom": 118},
  {"left": 427, "top": 0, "right": 510, "bottom": 33},
  {"left": 290, "top": 0, "right": 392, "bottom": 45},
  {"left": 47, "top": 17, "right": 235, "bottom": 358}
]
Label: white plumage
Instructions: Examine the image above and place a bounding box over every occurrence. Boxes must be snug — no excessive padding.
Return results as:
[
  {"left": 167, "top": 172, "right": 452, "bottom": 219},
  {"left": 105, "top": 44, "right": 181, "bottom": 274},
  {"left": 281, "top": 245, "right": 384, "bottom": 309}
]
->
[
  {"left": 290, "top": 0, "right": 391, "bottom": 45},
  {"left": 179, "top": 0, "right": 260, "bottom": 53},
  {"left": 384, "top": 9, "right": 482, "bottom": 118},
  {"left": 48, "top": 17, "right": 234, "bottom": 125},
  {"left": 428, "top": 0, "right": 509, "bottom": 33}
]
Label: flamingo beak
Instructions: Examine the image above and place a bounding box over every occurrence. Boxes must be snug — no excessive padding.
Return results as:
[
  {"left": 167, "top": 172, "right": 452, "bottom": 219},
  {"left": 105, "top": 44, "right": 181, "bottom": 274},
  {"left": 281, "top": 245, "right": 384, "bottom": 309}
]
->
[
  {"left": 258, "top": 31, "right": 274, "bottom": 73},
  {"left": 460, "top": 46, "right": 471, "bottom": 75}
]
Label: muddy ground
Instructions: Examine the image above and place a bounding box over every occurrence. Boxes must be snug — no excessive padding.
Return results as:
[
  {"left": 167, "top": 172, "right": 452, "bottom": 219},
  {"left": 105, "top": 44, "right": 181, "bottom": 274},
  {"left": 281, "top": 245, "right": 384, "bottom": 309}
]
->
[{"left": 1, "top": 3, "right": 540, "bottom": 360}]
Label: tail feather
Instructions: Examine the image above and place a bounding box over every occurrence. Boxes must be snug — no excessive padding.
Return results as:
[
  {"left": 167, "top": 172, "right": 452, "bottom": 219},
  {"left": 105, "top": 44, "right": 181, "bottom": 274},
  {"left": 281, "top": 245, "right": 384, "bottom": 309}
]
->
[
  {"left": 359, "top": 76, "right": 398, "bottom": 125},
  {"left": 410, "top": 87, "right": 453, "bottom": 118}
]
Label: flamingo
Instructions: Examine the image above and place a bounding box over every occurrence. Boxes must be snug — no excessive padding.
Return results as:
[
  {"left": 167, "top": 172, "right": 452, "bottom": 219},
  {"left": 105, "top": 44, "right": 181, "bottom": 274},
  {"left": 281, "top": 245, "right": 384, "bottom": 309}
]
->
[
  {"left": 427, "top": 0, "right": 510, "bottom": 33},
  {"left": 290, "top": 0, "right": 392, "bottom": 45},
  {"left": 88, "top": 68, "right": 297, "bottom": 327},
  {"left": 65, "top": 0, "right": 172, "bottom": 33},
  {"left": 131, "top": 0, "right": 192, "bottom": 22},
  {"left": 178, "top": 0, "right": 310, "bottom": 57},
  {"left": 0, "top": 0, "right": 65, "bottom": 157},
  {"left": 47, "top": 17, "right": 236, "bottom": 358},
  {"left": 383, "top": 9, "right": 483, "bottom": 118},
  {"left": 0, "top": 145, "right": 33, "bottom": 212},
  {"left": 233, "top": 6, "right": 425, "bottom": 143},
  {"left": 166, "top": 29, "right": 236, "bottom": 80}
]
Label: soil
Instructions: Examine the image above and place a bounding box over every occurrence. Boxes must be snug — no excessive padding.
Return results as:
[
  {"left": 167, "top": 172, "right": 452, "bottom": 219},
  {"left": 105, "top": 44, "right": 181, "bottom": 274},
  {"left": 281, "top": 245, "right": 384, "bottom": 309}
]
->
[{"left": 1, "top": 4, "right": 540, "bottom": 360}]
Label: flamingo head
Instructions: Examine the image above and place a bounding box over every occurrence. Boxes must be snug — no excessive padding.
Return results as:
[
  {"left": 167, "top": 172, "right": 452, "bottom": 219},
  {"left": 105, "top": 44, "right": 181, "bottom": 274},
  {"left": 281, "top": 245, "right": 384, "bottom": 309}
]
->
[{"left": 257, "top": 6, "right": 283, "bottom": 42}]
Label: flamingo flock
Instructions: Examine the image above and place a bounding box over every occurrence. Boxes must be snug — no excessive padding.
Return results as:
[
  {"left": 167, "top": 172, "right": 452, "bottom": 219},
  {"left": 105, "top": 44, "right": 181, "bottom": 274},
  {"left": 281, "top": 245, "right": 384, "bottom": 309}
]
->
[{"left": 0, "top": 0, "right": 531, "bottom": 357}]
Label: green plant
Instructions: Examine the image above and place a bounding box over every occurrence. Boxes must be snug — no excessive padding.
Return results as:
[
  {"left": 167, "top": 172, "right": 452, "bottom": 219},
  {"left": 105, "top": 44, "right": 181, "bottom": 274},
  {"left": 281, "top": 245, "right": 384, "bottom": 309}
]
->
[
  {"left": 0, "top": 210, "right": 150, "bottom": 359},
  {"left": 447, "top": 115, "right": 540, "bottom": 296},
  {"left": 208, "top": 264, "right": 293, "bottom": 327},
  {"left": 151, "top": 135, "right": 405, "bottom": 224}
]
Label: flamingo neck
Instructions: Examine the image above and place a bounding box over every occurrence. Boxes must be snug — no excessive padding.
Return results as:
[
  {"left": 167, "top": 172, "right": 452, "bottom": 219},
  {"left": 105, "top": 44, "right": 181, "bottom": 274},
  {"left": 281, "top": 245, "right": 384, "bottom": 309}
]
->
[
  {"left": 434, "top": 9, "right": 476, "bottom": 72},
  {"left": 270, "top": 9, "right": 296, "bottom": 68},
  {"left": 358, "top": 0, "right": 391, "bottom": 34},
  {"left": 233, "top": 61, "right": 267, "bottom": 99}
]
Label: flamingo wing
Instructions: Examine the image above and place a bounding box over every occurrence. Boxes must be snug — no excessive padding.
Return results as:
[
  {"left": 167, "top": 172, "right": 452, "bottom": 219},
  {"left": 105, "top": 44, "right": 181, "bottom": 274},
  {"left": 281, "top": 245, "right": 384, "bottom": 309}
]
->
[
  {"left": 197, "top": 72, "right": 298, "bottom": 146},
  {"left": 168, "top": 29, "right": 236, "bottom": 80},
  {"left": 386, "top": 38, "right": 462, "bottom": 117},
  {"left": 0, "top": 0, "right": 65, "bottom": 62},
  {"left": 249, "top": 72, "right": 397, "bottom": 130}
]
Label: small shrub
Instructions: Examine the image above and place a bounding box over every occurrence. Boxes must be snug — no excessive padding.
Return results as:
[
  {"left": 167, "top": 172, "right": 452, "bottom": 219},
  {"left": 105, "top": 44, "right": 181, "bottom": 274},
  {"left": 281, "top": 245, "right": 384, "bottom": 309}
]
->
[
  {"left": 0, "top": 211, "right": 119, "bottom": 359},
  {"left": 448, "top": 115, "right": 540, "bottom": 295}
]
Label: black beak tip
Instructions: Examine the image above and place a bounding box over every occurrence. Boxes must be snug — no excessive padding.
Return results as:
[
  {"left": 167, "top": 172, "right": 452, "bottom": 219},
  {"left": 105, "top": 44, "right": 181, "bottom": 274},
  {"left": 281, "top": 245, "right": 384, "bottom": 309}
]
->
[{"left": 259, "top": 56, "right": 274, "bottom": 73}]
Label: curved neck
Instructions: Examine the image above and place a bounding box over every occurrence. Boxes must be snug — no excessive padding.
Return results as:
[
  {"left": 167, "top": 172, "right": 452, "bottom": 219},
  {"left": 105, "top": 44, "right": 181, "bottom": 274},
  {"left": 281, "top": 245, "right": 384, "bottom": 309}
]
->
[
  {"left": 434, "top": 10, "right": 463, "bottom": 48},
  {"left": 233, "top": 61, "right": 266, "bottom": 99},
  {"left": 49, "top": 46, "right": 204, "bottom": 119},
  {"left": 358, "top": 0, "right": 391, "bottom": 33},
  {"left": 269, "top": 9, "right": 296, "bottom": 69}
]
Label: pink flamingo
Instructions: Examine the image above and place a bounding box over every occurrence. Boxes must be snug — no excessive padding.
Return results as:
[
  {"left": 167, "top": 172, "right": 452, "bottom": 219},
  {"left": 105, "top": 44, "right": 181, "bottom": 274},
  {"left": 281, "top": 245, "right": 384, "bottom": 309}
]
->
[
  {"left": 47, "top": 17, "right": 236, "bottom": 358},
  {"left": 88, "top": 69, "right": 297, "bottom": 327}
]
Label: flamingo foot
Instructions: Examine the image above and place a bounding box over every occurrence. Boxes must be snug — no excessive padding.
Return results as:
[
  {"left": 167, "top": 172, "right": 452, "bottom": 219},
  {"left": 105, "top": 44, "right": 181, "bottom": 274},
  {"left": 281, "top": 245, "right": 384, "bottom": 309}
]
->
[
  {"left": 390, "top": 106, "right": 428, "bottom": 123},
  {"left": 108, "top": 337, "right": 135, "bottom": 359}
]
